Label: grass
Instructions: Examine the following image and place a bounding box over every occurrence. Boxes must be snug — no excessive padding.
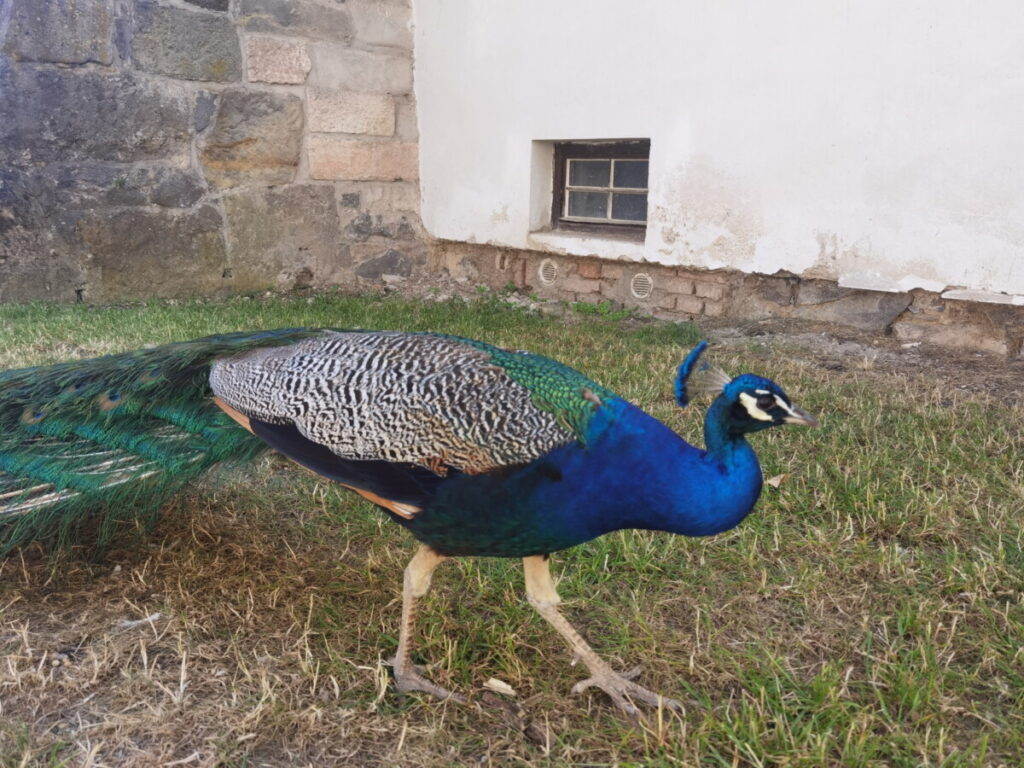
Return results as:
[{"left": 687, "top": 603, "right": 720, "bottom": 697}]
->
[{"left": 0, "top": 292, "right": 1022, "bottom": 766}]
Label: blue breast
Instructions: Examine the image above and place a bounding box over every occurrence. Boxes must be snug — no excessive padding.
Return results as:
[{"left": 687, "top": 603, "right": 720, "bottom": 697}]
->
[{"left": 404, "top": 398, "right": 764, "bottom": 557}]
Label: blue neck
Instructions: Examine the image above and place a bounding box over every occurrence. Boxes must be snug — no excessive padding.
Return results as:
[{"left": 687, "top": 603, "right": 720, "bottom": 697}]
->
[
  {"left": 415, "top": 396, "right": 765, "bottom": 557},
  {"left": 542, "top": 397, "right": 764, "bottom": 543},
  {"left": 704, "top": 395, "right": 745, "bottom": 458}
]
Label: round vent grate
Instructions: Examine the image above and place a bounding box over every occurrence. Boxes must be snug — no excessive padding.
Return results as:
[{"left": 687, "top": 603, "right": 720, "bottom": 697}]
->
[
  {"left": 630, "top": 272, "right": 654, "bottom": 299},
  {"left": 538, "top": 259, "right": 558, "bottom": 285}
]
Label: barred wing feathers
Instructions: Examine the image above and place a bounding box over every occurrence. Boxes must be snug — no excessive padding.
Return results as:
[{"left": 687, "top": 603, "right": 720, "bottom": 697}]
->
[{"left": 209, "top": 331, "right": 614, "bottom": 478}]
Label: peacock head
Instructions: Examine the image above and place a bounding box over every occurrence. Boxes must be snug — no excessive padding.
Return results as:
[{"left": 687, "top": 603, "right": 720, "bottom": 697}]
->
[{"left": 675, "top": 342, "right": 818, "bottom": 435}]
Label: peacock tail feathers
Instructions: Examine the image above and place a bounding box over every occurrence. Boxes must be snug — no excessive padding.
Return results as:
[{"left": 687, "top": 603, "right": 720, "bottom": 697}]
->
[
  {"left": 0, "top": 328, "right": 321, "bottom": 552},
  {"left": 0, "top": 327, "right": 623, "bottom": 554}
]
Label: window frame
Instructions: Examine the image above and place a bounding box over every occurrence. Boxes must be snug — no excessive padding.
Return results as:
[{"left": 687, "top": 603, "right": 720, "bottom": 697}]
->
[{"left": 551, "top": 140, "right": 650, "bottom": 237}]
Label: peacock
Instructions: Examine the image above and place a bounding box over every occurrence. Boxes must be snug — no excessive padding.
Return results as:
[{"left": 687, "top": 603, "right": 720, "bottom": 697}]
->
[{"left": 0, "top": 328, "right": 816, "bottom": 717}]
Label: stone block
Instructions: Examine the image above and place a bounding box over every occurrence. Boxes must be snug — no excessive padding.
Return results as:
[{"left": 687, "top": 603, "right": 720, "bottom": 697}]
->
[
  {"left": 354, "top": 246, "right": 413, "bottom": 280},
  {"left": 733, "top": 274, "right": 795, "bottom": 310},
  {"left": 601, "top": 263, "right": 625, "bottom": 280},
  {"left": 308, "top": 88, "right": 394, "bottom": 136},
  {"left": 345, "top": 211, "right": 419, "bottom": 241},
  {"left": 655, "top": 292, "right": 677, "bottom": 311},
  {"left": 0, "top": 169, "right": 87, "bottom": 303},
  {"left": 194, "top": 91, "right": 218, "bottom": 132},
  {"left": 78, "top": 205, "right": 228, "bottom": 300},
  {"left": 560, "top": 274, "right": 601, "bottom": 294},
  {"left": 659, "top": 275, "right": 695, "bottom": 295},
  {"left": 702, "top": 299, "right": 725, "bottom": 317},
  {"left": 0, "top": 164, "right": 204, "bottom": 219},
  {"left": 0, "top": 239, "right": 86, "bottom": 303},
  {"left": 792, "top": 286, "right": 911, "bottom": 331},
  {"left": 683, "top": 268, "right": 729, "bottom": 283},
  {"left": 200, "top": 90, "right": 304, "bottom": 189},
  {"left": 40, "top": 165, "right": 205, "bottom": 209},
  {"left": 224, "top": 185, "right": 347, "bottom": 291},
  {"left": 347, "top": 0, "right": 413, "bottom": 49},
  {"left": 335, "top": 181, "right": 420, "bottom": 212},
  {"left": 795, "top": 279, "right": 858, "bottom": 305},
  {"left": 395, "top": 96, "right": 419, "bottom": 141},
  {"left": 675, "top": 295, "right": 705, "bottom": 315},
  {"left": 246, "top": 36, "right": 311, "bottom": 84},
  {"left": 308, "top": 137, "right": 418, "bottom": 181},
  {"left": 577, "top": 262, "right": 601, "bottom": 280},
  {"left": 240, "top": 0, "right": 353, "bottom": 41},
  {"left": 132, "top": 2, "right": 242, "bottom": 82},
  {"left": 151, "top": 170, "right": 205, "bottom": 208},
  {"left": 309, "top": 44, "right": 412, "bottom": 94},
  {"left": 694, "top": 281, "right": 725, "bottom": 300},
  {"left": 186, "top": 0, "right": 229, "bottom": 10},
  {"left": 0, "top": 63, "right": 191, "bottom": 164},
  {"left": 3, "top": 0, "right": 115, "bottom": 65},
  {"left": 892, "top": 317, "right": 1008, "bottom": 356}
]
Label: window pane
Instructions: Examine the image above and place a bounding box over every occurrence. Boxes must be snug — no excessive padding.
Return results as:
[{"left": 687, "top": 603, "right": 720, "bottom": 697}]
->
[
  {"left": 611, "top": 192, "right": 647, "bottom": 221},
  {"left": 568, "top": 190, "right": 609, "bottom": 219},
  {"left": 569, "top": 159, "right": 610, "bottom": 187},
  {"left": 614, "top": 160, "right": 648, "bottom": 189}
]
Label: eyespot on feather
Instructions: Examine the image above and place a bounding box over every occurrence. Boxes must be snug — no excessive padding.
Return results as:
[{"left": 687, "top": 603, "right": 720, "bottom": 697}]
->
[
  {"left": 98, "top": 391, "right": 123, "bottom": 411},
  {"left": 138, "top": 366, "right": 162, "bottom": 383},
  {"left": 20, "top": 407, "right": 45, "bottom": 425}
]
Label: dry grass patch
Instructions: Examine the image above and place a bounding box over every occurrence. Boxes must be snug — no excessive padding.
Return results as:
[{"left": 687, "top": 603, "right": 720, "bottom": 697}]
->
[{"left": 1, "top": 295, "right": 1022, "bottom": 766}]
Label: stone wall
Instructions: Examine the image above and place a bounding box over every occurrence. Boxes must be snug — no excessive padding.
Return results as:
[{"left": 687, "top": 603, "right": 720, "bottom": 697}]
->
[
  {"left": 0, "top": 0, "right": 422, "bottom": 303},
  {"left": 433, "top": 241, "right": 1024, "bottom": 359}
]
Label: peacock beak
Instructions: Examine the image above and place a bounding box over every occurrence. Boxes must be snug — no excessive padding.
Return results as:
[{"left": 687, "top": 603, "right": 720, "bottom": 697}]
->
[{"left": 783, "top": 405, "right": 819, "bottom": 428}]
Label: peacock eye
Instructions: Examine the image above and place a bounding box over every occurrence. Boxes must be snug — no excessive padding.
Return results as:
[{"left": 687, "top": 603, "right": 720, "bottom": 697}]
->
[{"left": 756, "top": 394, "right": 775, "bottom": 411}]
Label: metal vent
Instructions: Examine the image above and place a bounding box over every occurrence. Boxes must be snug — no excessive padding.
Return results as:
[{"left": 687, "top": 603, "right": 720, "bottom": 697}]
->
[
  {"left": 630, "top": 272, "right": 654, "bottom": 299},
  {"left": 538, "top": 259, "right": 558, "bottom": 285}
]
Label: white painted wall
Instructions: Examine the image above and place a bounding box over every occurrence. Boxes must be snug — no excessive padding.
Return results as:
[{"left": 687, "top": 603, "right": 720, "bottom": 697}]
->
[{"left": 414, "top": 0, "right": 1024, "bottom": 301}]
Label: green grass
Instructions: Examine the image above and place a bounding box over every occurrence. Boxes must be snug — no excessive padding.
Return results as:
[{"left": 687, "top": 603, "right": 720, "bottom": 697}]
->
[{"left": 0, "top": 293, "right": 1022, "bottom": 766}]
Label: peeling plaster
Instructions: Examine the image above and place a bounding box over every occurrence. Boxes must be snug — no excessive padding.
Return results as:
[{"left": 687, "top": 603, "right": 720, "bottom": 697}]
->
[
  {"left": 942, "top": 289, "right": 1024, "bottom": 307},
  {"left": 416, "top": 1, "right": 1024, "bottom": 297}
]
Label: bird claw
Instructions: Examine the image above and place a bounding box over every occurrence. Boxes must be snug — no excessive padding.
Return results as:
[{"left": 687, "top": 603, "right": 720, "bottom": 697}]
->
[
  {"left": 388, "top": 656, "right": 467, "bottom": 704},
  {"left": 571, "top": 665, "right": 683, "bottom": 718}
]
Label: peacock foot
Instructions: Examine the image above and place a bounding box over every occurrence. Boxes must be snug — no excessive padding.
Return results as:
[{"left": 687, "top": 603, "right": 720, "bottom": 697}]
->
[
  {"left": 571, "top": 664, "right": 683, "bottom": 718},
  {"left": 389, "top": 657, "right": 467, "bottom": 704}
]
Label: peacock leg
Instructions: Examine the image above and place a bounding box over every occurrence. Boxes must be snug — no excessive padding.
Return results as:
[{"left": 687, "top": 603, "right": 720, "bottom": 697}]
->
[
  {"left": 523, "top": 555, "right": 682, "bottom": 718},
  {"left": 389, "top": 545, "right": 466, "bottom": 703}
]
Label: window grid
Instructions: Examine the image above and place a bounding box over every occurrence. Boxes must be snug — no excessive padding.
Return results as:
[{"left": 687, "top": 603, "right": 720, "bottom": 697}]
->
[
  {"left": 562, "top": 158, "right": 648, "bottom": 225},
  {"left": 550, "top": 140, "right": 650, "bottom": 237}
]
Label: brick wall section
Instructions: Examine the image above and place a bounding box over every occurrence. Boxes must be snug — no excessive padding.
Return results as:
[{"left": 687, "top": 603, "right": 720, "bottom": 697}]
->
[
  {"left": 432, "top": 241, "right": 742, "bottom": 321},
  {"left": 431, "top": 241, "right": 1024, "bottom": 359},
  {"left": 0, "top": 0, "right": 423, "bottom": 303}
]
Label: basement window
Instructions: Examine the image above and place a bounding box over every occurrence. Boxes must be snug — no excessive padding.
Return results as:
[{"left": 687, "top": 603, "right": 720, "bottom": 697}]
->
[{"left": 552, "top": 140, "right": 649, "bottom": 235}]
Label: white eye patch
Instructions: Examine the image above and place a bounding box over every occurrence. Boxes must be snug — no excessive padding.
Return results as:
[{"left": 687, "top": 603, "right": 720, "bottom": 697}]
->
[
  {"left": 740, "top": 390, "right": 800, "bottom": 422},
  {"left": 738, "top": 392, "right": 774, "bottom": 421}
]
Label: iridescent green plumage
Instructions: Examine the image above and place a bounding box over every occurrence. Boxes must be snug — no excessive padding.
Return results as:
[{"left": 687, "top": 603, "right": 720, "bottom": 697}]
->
[
  {"left": 442, "top": 335, "right": 615, "bottom": 442},
  {"left": 0, "top": 329, "right": 321, "bottom": 552}
]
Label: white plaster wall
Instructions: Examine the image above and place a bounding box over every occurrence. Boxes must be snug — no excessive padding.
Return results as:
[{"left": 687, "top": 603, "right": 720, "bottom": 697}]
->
[{"left": 414, "top": 0, "right": 1024, "bottom": 300}]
